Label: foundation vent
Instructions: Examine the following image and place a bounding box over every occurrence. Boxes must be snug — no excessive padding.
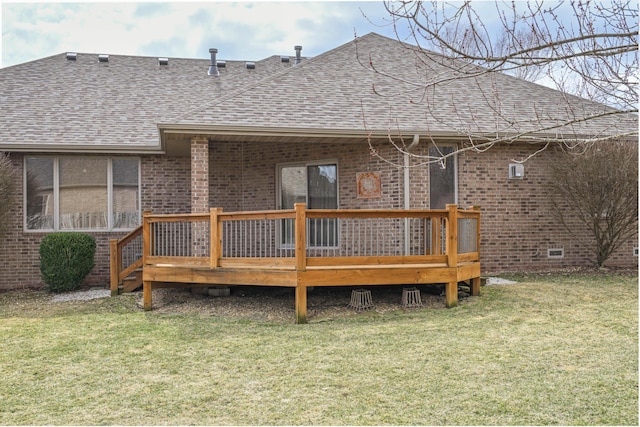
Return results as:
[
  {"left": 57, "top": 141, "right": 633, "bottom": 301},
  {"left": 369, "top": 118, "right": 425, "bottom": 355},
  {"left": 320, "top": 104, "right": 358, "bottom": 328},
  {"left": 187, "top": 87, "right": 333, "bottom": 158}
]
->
[{"left": 547, "top": 248, "right": 564, "bottom": 259}]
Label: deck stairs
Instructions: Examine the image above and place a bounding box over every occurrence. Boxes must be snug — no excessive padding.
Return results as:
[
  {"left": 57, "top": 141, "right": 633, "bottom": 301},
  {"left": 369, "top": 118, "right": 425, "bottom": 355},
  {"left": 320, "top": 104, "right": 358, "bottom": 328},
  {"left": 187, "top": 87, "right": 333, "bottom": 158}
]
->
[
  {"left": 110, "top": 225, "right": 144, "bottom": 296},
  {"left": 121, "top": 268, "right": 143, "bottom": 293}
]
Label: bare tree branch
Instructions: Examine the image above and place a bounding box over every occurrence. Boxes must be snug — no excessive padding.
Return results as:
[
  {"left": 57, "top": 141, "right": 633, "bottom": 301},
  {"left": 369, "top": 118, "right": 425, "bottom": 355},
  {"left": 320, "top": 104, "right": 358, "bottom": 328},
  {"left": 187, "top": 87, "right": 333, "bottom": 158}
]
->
[{"left": 360, "top": 0, "right": 638, "bottom": 166}]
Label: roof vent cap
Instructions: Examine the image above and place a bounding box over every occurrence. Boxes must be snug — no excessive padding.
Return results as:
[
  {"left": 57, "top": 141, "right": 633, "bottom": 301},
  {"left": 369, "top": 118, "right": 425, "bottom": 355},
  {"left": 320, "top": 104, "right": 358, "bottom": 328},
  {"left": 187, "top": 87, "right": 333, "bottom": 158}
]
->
[
  {"left": 98, "top": 54, "right": 109, "bottom": 63},
  {"left": 294, "top": 45, "right": 302, "bottom": 65},
  {"left": 158, "top": 57, "right": 169, "bottom": 66},
  {"left": 66, "top": 52, "right": 78, "bottom": 61},
  {"left": 217, "top": 60, "right": 226, "bottom": 68},
  {"left": 280, "top": 56, "right": 290, "bottom": 63},
  {"left": 245, "top": 61, "right": 255, "bottom": 70},
  {"left": 207, "top": 48, "right": 219, "bottom": 76}
]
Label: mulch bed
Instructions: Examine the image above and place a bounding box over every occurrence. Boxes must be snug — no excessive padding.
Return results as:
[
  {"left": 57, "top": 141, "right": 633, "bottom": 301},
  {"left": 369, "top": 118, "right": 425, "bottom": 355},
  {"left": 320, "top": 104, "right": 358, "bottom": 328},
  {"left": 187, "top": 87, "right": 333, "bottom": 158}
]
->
[{"left": 136, "top": 285, "right": 456, "bottom": 323}]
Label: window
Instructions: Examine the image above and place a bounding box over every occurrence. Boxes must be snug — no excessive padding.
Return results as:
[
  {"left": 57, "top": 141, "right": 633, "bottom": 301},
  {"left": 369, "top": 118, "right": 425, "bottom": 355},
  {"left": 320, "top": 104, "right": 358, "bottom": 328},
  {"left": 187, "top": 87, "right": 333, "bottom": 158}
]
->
[
  {"left": 429, "top": 146, "right": 457, "bottom": 209},
  {"left": 277, "top": 162, "right": 338, "bottom": 247},
  {"left": 25, "top": 156, "right": 140, "bottom": 231}
]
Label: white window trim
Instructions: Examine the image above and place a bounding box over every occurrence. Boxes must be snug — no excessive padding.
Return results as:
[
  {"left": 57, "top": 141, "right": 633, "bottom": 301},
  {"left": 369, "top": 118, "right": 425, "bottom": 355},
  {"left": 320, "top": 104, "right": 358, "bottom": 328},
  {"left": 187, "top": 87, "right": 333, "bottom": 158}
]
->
[{"left": 23, "top": 156, "right": 141, "bottom": 232}]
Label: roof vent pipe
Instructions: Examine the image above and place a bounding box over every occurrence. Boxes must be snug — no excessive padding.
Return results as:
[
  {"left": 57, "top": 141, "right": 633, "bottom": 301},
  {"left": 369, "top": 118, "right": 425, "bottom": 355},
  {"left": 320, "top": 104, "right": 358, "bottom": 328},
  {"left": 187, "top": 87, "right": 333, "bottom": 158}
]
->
[
  {"left": 294, "top": 45, "right": 302, "bottom": 65},
  {"left": 207, "top": 48, "right": 219, "bottom": 76}
]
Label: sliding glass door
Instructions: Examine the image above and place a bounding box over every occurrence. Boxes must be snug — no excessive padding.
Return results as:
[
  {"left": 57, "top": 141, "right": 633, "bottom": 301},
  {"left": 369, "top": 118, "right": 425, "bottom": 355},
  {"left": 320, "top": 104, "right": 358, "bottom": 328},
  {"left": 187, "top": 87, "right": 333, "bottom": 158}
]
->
[{"left": 278, "top": 162, "right": 337, "bottom": 247}]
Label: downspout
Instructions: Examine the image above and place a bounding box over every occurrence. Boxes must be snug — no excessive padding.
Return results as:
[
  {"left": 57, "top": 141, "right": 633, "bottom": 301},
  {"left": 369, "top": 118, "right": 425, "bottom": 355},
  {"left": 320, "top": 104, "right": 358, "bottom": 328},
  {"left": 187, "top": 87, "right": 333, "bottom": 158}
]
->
[{"left": 404, "top": 134, "right": 420, "bottom": 255}]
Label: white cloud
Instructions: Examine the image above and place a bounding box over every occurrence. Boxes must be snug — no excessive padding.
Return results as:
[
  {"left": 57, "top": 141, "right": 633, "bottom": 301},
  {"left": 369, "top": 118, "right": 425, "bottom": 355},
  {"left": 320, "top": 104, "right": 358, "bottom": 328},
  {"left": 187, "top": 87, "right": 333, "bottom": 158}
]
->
[{"left": 1, "top": 1, "right": 396, "bottom": 67}]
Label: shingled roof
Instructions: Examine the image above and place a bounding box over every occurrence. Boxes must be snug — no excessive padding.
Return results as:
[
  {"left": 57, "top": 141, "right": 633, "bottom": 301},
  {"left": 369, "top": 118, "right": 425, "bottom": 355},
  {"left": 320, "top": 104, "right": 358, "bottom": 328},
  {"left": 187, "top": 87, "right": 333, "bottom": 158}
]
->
[
  {"left": 1, "top": 32, "right": 636, "bottom": 153},
  {"left": 0, "top": 49, "right": 299, "bottom": 152},
  {"left": 166, "top": 33, "right": 636, "bottom": 141}
]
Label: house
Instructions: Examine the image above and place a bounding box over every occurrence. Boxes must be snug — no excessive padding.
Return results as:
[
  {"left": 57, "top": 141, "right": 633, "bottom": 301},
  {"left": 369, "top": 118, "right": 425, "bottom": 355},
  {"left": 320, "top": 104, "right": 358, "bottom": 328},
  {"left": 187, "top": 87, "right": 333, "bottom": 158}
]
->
[{"left": 0, "top": 32, "right": 637, "bottom": 294}]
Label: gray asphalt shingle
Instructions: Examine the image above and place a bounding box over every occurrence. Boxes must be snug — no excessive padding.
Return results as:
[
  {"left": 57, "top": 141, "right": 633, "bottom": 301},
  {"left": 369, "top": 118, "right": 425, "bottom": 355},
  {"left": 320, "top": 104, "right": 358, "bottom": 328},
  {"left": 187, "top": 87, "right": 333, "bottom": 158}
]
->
[{"left": 1, "top": 33, "right": 636, "bottom": 151}]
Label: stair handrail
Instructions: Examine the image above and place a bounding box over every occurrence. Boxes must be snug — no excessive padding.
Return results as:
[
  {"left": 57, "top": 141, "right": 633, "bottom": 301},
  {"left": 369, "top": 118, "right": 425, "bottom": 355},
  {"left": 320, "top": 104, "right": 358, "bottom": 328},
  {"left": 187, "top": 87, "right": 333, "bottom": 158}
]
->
[{"left": 110, "top": 224, "right": 144, "bottom": 296}]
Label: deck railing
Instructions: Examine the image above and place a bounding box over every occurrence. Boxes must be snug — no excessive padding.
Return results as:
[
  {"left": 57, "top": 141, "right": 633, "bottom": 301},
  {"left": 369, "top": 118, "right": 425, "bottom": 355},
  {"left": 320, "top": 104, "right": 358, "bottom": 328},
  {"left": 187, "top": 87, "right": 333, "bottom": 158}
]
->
[
  {"left": 132, "top": 204, "right": 479, "bottom": 272},
  {"left": 110, "top": 204, "right": 480, "bottom": 302}
]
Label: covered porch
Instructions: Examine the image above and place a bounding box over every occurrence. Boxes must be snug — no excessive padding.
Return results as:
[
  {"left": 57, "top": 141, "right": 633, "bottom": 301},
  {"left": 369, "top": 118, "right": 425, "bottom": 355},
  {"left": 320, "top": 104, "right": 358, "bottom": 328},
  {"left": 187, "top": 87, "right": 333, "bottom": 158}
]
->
[{"left": 111, "top": 203, "right": 481, "bottom": 323}]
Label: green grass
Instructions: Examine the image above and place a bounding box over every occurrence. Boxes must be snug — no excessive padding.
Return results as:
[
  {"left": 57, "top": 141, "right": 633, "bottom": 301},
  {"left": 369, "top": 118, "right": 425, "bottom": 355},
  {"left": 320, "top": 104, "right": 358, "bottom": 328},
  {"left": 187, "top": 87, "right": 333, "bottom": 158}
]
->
[{"left": 0, "top": 272, "right": 637, "bottom": 425}]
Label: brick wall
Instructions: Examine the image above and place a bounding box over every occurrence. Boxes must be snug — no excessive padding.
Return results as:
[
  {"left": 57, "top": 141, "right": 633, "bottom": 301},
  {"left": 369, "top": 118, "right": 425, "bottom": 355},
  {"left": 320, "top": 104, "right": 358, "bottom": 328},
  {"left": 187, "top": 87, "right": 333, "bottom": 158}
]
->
[
  {"left": 207, "top": 140, "right": 636, "bottom": 273},
  {"left": 0, "top": 153, "right": 191, "bottom": 290},
  {"left": 456, "top": 145, "right": 637, "bottom": 272},
  {"left": 0, "top": 141, "right": 636, "bottom": 290}
]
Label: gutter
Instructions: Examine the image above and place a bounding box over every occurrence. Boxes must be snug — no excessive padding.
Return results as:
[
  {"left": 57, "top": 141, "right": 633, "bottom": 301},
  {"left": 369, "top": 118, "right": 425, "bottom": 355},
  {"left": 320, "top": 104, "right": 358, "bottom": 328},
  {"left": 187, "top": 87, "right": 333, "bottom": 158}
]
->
[
  {"left": 157, "top": 123, "right": 457, "bottom": 141},
  {"left": 0, "top": 143, "right": 165, "bottom": 155}
]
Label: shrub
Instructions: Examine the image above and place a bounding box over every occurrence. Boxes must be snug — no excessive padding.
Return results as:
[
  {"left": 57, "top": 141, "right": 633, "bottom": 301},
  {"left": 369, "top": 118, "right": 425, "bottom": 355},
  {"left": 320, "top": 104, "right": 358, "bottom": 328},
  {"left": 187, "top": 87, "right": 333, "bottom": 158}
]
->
[
  {"left": 548, "top": 141, "right": 638, "bottom": 267},
  {"left": 40, "top": 232, "right": 96, "bottom": 293}
]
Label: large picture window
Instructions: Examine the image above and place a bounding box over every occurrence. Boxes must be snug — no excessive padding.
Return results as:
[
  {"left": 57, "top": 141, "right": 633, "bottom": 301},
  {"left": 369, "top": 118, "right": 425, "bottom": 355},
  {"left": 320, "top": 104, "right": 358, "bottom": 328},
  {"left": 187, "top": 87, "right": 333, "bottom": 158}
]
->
[{"left": 25, "top": 156, "right": 140, "bottom": 231}]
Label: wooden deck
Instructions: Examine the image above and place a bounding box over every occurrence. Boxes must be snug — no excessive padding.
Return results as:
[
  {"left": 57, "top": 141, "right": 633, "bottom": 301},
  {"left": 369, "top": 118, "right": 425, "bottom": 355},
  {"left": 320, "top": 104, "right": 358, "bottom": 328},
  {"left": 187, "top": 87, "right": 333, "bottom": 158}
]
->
[{"left": 111, "top": 204, "right": 481, "bottom": 323}]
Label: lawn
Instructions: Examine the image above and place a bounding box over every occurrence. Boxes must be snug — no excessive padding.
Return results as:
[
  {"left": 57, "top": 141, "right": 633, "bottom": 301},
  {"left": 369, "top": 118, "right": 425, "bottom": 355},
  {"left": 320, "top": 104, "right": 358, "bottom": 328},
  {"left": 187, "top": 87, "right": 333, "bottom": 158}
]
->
[{"left": 0, "top": 271, "right": 637, "bottom": 425}]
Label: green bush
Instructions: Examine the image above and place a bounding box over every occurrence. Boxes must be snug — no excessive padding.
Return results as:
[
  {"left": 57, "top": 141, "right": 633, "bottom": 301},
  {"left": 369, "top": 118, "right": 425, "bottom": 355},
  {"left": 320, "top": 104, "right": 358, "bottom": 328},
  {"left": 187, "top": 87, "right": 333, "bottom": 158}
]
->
[{"left": 39, "top": 232, "right": 96, "bottom": 293}]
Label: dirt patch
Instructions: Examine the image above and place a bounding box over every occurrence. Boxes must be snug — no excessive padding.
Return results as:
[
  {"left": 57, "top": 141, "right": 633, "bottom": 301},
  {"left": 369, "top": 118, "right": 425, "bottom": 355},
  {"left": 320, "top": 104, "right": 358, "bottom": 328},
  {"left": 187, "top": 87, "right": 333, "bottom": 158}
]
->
[{"left": 135, "top": 285, "right": 454, "bottom": 323}]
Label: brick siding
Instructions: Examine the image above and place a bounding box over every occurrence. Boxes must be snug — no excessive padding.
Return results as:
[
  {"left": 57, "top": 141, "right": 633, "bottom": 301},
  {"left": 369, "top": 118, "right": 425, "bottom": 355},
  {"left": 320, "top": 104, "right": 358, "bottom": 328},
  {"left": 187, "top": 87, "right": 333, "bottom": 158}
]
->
[{"left": 0, "top": 142, "right": 636, "bottom": 290}]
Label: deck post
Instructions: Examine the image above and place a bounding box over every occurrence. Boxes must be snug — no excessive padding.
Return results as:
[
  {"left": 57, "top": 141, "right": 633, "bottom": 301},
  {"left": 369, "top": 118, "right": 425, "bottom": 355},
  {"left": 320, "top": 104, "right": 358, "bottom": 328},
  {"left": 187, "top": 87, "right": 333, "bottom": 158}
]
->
[
  {"left": 471, "top": 205, "right": 481, "bottom": 258},
  {"left": 445, "top": 281, "right": 458, "bottom": 308},
  {"left": 446, "top": 204, "right": 458, "bottom": 268},
  {"left": 294, "top": 203, "right": 307, "bottom": 324},
  {"left": 445, "top": 205, "right": 459, "bottom": 308},
  {"left": 143, "top": 280, "right": 152, "bottom": 311},
  {"left": 142, "top": 211, "right": 151, "bottom": 263},
  {"left": 210, "top": 208, "right": 222, "bottom": 269},
  {"left": 109, "top": 239, "right": 119, "bottom": 297},
  {"left": 294, "top": 203, "right": 307, "bottom": 272},
  {"left": 471, "top": 277, "right": 481, "bottom": 297},
  {"left": 471, "top": 205, "right": 481, "bottom": 297},
  {"left": 142, "top": 211, "right": 152, "bottom": 310},
  {"left": 295, "top": 284, "right": 307, "bottom": 324}
]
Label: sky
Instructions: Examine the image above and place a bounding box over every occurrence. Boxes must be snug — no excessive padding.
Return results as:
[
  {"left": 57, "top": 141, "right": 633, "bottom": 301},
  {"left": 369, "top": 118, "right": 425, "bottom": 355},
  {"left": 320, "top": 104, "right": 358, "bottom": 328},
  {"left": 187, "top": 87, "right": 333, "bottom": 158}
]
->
[{"left": 1, "top": 1, "right": 412, "bottom": 68}]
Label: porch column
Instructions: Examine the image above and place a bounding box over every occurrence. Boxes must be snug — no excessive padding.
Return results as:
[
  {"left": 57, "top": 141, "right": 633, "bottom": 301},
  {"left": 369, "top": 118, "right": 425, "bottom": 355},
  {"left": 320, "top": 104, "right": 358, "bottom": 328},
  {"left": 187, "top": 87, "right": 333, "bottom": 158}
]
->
[
  {"left": 191, "top": 136, "right": 210, "bottom": 213},
  {"left": 191, "top": 136, "right": 210, "bottom": 260}
]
